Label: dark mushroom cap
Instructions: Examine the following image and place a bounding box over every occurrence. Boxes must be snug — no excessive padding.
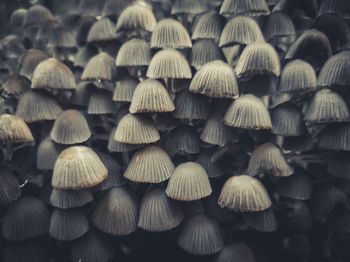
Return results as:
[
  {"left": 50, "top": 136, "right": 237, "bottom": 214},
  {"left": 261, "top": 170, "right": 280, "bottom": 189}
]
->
[
  {"left": 16, "top": 90, "right": 62, "bottom": 123},
  {"left": 0, "top": 167, "right": 21, "bottom": 206},
  {"left": 215, "top": 242, "right": 256, "bottom": 262},
  {"left": 1, "top": 74, "right": 30, "bottom": 97},
  {"left": 190, "top": 40, "right": 225, "bottom": 69},
  {"left": 50, "top": 188, "right": 93, "bottom": 209},
  {"left": 2, "top": 197, "right": 50, "bottom": 241},
  {"left": 49, "top": 208, "right": 89, "bottom": 241},
  {"left": 92, "top": 187, "right": 138, "bottom": 236},
  {"left": 192, "top": 12, "right": 225, "bottom": 43},
  {"left": 177, "top": 214, "right": 224, "bottom": 255},
  {"left": 36, "top": 138, "right": 62, "bottom": 170},
  {"left": 171, "top": 0, "right": 207, "bottom": 15},
  {"left": 219, "top": 16, "right": 265, "bottom": 47},
  {"left": 138, "top": 188, "right": 184, "bottom": 232},
  {"left": 23, "top": 4, "right": 55, "bottom": 27},
  {"left": 220, "top": 0, "right": 270, "bottom": 17}
]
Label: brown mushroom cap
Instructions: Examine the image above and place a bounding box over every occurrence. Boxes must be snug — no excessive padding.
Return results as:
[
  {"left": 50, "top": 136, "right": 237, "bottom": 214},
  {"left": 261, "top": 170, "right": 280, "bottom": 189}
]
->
[{"left": 0, "top": 114, "right": 34, "bottom": 144}]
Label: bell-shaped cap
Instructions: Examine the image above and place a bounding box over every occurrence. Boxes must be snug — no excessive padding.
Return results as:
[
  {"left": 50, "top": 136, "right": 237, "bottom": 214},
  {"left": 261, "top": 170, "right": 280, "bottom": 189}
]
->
[
  {"left": 304, "top": 89, "right": 349, "bottom": 123},
  {"left": 263, "top": 11, "right": 295, "bottom": 40},
  {"left": 173, "top": 90, "right": 210, "bottom": 120},
  {"left": 92, "top": 187, "right": 138, "bottom": 236},
  {"left": 1, "top": 74, "right": 30, "bottom": 97},
  {"left": 87, "top": 18, "right": 117, "bottom": 44},
  {"left": 318, "top": 51, "right": 350, "bottom": 88},
  {"left": 165, "top": 125, "right": 201, "bottom": 157},
  {"left": 0, "top": 114, "right": 34, "bottom": 144},
  {"left": 32, "top": 58, "right": 76, "bottom": 90},
  {"left": 215, "top": 242, "right": 256, "bottom": 262},
  {"left": 278, "top": 59, "right": 316, "bottom": 93},
  {"left": 224, "top": 94, "right": 272, "bottom": 130},
  {"left": 114, "top": 113, "right": 160, "bottom": 144},
  {"left": 177, "top": 214, "right": 224, "bottom": 255},
  {"left": 88, "top": 89, "right": 116, "bottom": 115},
  {"left": 23, "top": 4, "right": 55, "bottom": 27},
  {"left": 50, "top": 188, "right": 93, "bottom": 209},
  {"left": 113, "top": 77, "right": 139, "bottom": 102},
  {"left": 82, "top": 52, "right": 116, "bottom": 81},
  {"left": 192, "top": 12, "right": 225, "bottom": 43},
  {"left": 51, "top": 110, "right": 91, "bottom": 145},
  {"left": 190, "top": 39, "right": 225, "bottom": 70},
  {"left": 171, "top": 0, "right": 207, "bottom": 15},
  {"left": 124, "top": 145, "right": 175, "bottom": 183},
  {"left": 271, "top": 103, "right": 306, "bottom": 136},
  {"left": 138, "top": 188, "right": 184, "bottom": 232},
  {"left": 151, "top": 19, "right": 192, "bottom": 49},
  {"left": 130, "top": 79, "right": 175, "bottom": 113},
  {"left": 116, "top": 38, "right": 151, "bottom": 67},
  {"left": 220, "top": 0, "right": 270, "bottom": 17},
  {"left": 116, "top": 4, "right": 157, "bottom": 33},
  {"left": 190, "top": 60, "right": 239, "bottom": 98},
  {"left": 285, "top": 29, "right": 332, "bottom": 70},
  {"left": 19, "top": 49, "right": 50, "bottom": 80},
  {"left": 317, "top": 123, "right": 350, "bottom": 151},
  {"left": 247, "top": 143, "right": 293, "bottom": 177},
  {"left": 166, "top": 162, "right": 212, "bottom": 201},
  {"left": 219, "top": 16, "right": 265, "bottom": 47},
  {"left": 70, "top": 231, "right": 116, "bottom": 262},
  {"left": 147, "top": 48, "right": 192, "bottom": 79},
  {"left": 275, "top": 172, "right": 312, "bottom": 200},
  {"left": 49, "top": 208, "right": 89, "bottom": 241},
  {"left": 0, "top": 167, "right": 21, "bottom": 206},
  {"left": 36, "top": 138, "right": 62, "bottom": 170},
  {"left": 2, "top": 197, "right": 50, "bottom": 241},
  {"left": 52, "top": 146, "right": 108, "bottom": 190},
  {"left": 219, "top": 175, "right": 272, "bottom": 212},
  {"left": 16, "top": 90, "right": 62, "bottom": 123},
  {"left": 236, "top": 42, "right": 280, "bottom": 77}
]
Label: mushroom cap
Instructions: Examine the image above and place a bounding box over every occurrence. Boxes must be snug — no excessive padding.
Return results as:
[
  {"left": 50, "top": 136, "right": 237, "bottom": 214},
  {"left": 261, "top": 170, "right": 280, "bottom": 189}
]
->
[
  {"left": 52, "top": 146, "right": 108, "bottom": 190},
  {"left": 0, "top": 114, "right": 34, "bottom": 144},
  {"left": 124, "top": 145, "right": 175, "bottom": 183},
  {"left": 51, "top": 110, "right": 91, "bottom": 145},
  {"left": 92, "top": 187, "right": 138, "bottom": 236},
  {"left": 138, "top": 188, "right": 184, "bottom": 232},
  {"left": 116, "top": 38, "right": 151, "bottom": 67},
  {"left": 190, "top": 60, "right": 239, "bottom": 98},
  {"left": 166, "top": 162, "right": 212, "bottom": 201},
  {"left": 219, "top": 175, "right": 272, "bottom": 212},
  {"left": 177, "top": 214, "right": 224, "bottom": 255},
  {"left": 151, "top": 18, "right": 192, "bottom": 49},
  {"left": 147, "top": 48, "right": 192, "bottom": 79}
]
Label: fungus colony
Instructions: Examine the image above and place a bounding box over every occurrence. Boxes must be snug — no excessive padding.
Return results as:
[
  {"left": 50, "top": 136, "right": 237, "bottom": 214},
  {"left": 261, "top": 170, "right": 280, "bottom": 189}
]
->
[{"left": 0, "top": 0, "right": 349, "bottom": 262}]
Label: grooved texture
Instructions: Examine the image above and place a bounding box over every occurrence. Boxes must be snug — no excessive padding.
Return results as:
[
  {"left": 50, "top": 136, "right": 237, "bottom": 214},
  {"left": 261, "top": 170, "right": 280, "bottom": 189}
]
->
[
  {"left": 177, "top": 214, "right": 224, "bottom": 255},
  {"left": 151, "top": 19, "right": 192, "bottom": 49},
  {"left": 92, "top": 187, "right": 138, "bottom": 236},
  {"left": 0, "top": 114, "right": 34, "bottom": 144},
  {"left": 52, "top": 146, "right": 108, "bottom": 190},
  {"left": 16, "top": 90, "right": 62, "bottom": 123},
  {"left": 114, "top": 113, "right": 160, "bottom": 144},
  {"left": 124, "top": 145, "right": 175, "bottom": 183},
  {"left": 247, "top": 143, "right": 293, "bottom": 177},
  {"left": 82, "top": 52, "right": 116, "bottom": 81},
  {"left": 147, "top": 48, "right": 192, "bottom": 79},
  {"left": 138, "top": 188, "right": 184, "bottom": 232},
  {"left": 166, "top": 162, "right": 212, "bottom": 201},
  {"left": 190, "top": 60, "right": 238, "bottom": 98},
  {"left": 51, "top": 110, "right": 91, "bottom": 144},
  {"left": 219, "top": 16, "right": 265, "bottom": 47},
  {"left": 50, "top": 188, "right": 93, "bottom": 209},
  {"left": 130, "top": 79, "right": 175, "bottom": 113},
  {"left": 219, "top": 175, "right": 272, "bottom": 212},
  {"left": 116, "top": 38, "right": 151, "bottom": 66},
  {"left": 224, "top": 95, "right": 272, "bottom": 130}
]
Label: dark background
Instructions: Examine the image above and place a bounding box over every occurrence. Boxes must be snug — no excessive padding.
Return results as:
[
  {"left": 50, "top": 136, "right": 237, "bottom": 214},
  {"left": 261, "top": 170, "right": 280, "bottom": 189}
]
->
[{"left": 0, "top": 0, "right": 80, "bottom": 37}]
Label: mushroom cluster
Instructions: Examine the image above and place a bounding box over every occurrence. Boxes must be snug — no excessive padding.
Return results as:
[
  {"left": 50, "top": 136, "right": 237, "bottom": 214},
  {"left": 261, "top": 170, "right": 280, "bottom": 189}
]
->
[{"left": 0, "top": 0, "right": 350, "bottom": 262}]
